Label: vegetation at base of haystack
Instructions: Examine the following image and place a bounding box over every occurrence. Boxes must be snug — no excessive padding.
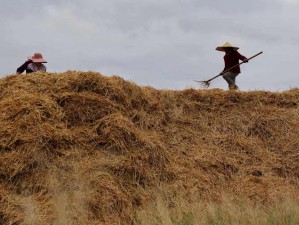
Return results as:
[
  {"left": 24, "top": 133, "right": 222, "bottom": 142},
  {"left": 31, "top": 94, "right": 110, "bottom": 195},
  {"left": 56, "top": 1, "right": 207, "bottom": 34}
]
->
[
  {"left": 0, "top": 71, "right": 299, "bottom": 225},
  {"left": 135, "top": 194, "right": 299, "bottom": 225}
]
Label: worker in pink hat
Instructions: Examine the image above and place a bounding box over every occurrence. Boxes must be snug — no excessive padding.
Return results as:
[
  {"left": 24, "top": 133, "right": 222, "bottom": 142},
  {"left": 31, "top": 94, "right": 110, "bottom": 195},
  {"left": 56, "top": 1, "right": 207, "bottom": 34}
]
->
[
  {"left": 216, "top": 43, "right": 248, "bottom": 90},
  {"left": 16, "top": 52, "right": 47, "bottom": 74}
]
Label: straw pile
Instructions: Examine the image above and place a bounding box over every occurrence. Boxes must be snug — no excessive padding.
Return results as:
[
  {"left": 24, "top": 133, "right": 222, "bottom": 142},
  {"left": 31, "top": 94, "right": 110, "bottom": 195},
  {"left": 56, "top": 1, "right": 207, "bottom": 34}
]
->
[{"left": 0, "top": 71, "right": 298, "bottom": 224}]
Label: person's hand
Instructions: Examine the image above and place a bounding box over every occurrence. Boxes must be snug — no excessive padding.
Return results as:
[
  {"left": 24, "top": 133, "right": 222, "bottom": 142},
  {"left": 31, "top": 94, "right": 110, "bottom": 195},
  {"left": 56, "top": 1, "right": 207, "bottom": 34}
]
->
[{"left": 243, "top": 59, "right": 249, "bottom": 63}]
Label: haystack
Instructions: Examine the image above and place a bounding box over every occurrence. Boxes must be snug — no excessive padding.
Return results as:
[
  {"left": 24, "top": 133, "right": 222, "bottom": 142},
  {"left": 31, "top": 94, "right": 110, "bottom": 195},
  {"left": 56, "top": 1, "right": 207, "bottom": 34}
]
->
[{"left": 0, "top": 71, "right": 298, "bottom": 224}]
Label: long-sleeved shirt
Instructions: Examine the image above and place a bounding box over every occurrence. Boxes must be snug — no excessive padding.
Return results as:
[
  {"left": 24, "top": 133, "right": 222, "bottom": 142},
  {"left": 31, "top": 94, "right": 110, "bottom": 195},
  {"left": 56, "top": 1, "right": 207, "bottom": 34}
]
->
[
  {"left": 16, "top": 60, "right": 47, "bottom": 74},
  {"left": 223, "top": 50, "right": 247, "bottom": 74}
]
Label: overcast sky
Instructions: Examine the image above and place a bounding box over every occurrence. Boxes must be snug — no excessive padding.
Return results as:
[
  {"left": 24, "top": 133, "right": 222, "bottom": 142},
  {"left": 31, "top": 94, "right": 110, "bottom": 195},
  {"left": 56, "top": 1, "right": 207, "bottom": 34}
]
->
[{"left": 1, "top": 0, "right": 298, "bottom": 91}]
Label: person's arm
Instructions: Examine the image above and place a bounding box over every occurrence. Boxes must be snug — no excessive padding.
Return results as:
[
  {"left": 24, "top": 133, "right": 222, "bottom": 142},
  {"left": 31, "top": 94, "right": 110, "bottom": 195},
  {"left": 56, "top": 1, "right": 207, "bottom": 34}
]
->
[
  {"left": 237, "top": 51, "right": 248, "bottom": 63},
  {"left": 16, "top": 60, "right": 32, "bottom": 74}
]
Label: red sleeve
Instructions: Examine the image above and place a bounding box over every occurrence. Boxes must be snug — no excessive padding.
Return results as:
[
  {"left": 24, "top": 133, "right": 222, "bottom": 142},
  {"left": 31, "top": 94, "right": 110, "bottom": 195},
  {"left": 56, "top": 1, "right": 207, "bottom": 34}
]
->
[{"left": 237, "top": 51, "right": 247, "bottom": 61}]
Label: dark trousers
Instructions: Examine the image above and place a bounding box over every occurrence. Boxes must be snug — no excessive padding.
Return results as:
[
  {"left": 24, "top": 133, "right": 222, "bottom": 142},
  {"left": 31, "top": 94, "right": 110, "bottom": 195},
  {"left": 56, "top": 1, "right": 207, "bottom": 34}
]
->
[{"left": 223, "top": 72, "right": 239, "bottom": 89}]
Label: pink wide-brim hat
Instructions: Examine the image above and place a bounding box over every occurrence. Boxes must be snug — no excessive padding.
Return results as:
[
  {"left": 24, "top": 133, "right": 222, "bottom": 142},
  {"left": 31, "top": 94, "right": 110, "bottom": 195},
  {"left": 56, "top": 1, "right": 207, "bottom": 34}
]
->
[{"left": 27, "top": 52, "right": 47, "bottom": 63}]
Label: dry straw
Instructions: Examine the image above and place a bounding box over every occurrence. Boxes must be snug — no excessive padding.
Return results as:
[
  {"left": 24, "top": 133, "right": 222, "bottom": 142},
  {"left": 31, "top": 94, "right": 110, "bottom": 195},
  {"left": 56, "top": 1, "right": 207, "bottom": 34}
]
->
[{"left": 0, "top": 71, "right": 299, "bottom": 224}]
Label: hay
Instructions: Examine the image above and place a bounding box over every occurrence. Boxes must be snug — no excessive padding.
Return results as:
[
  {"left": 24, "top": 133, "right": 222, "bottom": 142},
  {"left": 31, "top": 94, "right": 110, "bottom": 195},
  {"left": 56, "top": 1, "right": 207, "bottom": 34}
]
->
[{"left": 0, "top": 71, "right": 299, "bottom": 224}]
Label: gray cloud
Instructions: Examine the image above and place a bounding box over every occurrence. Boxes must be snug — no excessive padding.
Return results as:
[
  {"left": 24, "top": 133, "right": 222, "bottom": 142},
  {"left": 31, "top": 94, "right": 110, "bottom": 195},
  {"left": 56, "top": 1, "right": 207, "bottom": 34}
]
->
[{"left": 0, "top": 0, "right": 298, "bottom": 90}]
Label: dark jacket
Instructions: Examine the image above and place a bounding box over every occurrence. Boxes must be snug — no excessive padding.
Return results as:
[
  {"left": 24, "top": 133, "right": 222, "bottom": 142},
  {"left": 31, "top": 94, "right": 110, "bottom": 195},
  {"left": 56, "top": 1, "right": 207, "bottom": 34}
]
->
[
  {"left": 223, "top": 50, "right": 247, "bottom": 74},
  {"left": 16, "top": 60, "right": 47, "bottom": 74},
  {"left": 17, "top": 60, "right": 33, "bottom": 74}
]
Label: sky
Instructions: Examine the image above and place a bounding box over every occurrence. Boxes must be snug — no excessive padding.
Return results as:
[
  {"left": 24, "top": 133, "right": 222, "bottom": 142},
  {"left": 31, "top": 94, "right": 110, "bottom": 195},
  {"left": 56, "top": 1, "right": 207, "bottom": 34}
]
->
[{"left": 0, "top": 0, "right": 298, "bottom": 91}]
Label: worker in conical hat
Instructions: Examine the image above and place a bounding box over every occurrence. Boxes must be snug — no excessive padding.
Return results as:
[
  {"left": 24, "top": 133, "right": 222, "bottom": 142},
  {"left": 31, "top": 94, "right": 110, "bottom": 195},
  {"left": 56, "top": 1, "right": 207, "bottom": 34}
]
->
[
  {"left": 216, "top": 42, "right": 248, "bottom": 90},
  {"left": 16, "top": 52, "right": 47, "bottom": 74}
]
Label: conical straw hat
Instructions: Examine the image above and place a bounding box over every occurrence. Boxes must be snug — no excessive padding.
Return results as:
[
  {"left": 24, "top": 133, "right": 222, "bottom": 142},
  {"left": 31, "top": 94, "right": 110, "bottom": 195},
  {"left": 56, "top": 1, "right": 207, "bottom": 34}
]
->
[{"left": 216, "top": 42, "right": 239, "bottom": 52}]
